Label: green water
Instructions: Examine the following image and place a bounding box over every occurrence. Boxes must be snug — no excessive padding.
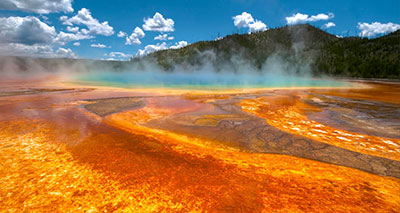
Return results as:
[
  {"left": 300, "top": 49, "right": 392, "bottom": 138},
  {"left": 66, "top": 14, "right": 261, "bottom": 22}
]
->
[{"left": 75, "top": 72, "right": 350, "bottom": 89}]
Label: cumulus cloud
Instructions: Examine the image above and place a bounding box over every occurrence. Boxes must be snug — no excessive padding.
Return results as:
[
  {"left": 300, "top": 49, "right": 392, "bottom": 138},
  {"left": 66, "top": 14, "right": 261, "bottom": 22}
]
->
[
  {"left": 117, "top": 31, "right": 127, "bottom": 37},
  {"left": 0, "top": 16, "right": 56, "bottom": 45},
  {"left": 143, "top": 12, "right": 174, "bottom": 32},
  {"left": 80, "top": 29, "right": 89, "bottom": 35},
  {"left": 248, "top": 20, "right": 267, "bottom": 33},
  {"left": 233, "top": 12, "right": 254, "bottom": 28},
  {"left": 323, "top": 22, "right": 336, "bottom": 29},
  {"left": 136, "top": 41, "right": 188, "bottom": 57},
  {"left": 357, "top": 22, "right": 400, "bottom": 37},
  {"left": 233, "top": 12, "right": 267, "bottom": 33},
  {"left": 0, "top": 43, "right": 76, "bottom": 58},
  {"left": 0, "top": 16, "right": 79, "bottom": 58},
  {"left": 104, "top": 52, "right": 132, "bottom": 60},
  {"left": 54, "top": 31, "right": 92, "bottom": 45},
  {"left": 0, "top": 43, "right": 53, "bottom": 57},
  {"left": 125, "top": 27, "right": 145, "bottom": 45},
  {"left": 55, "top": 47, "right": 76, "bottom": 58},
  {"left": 308, "top": 13, "right": 333, "bottom": 22},
  {"left": 91, "top": 43, "right": 108, "bottom": 48},
  {"left": 60, "top": 8, "right": 114, "bottom": 36},
  {"left": 0, "top": 0, "right": 73, "bottom": 14},
  {"left": 0, "top": 15, "right": 82, "bottom": 58},
  {"left": 286, "top": 12, "right": 334, "bottom": 25},
  {"left": 136, "top": 42, "right": 168, "bottom": 57},
  {"left": 286, "top": 13, "right": 307, "bottom": 25},
  {"left": 118, "top": 28, "right": 145, "bottom": 45},
  {"left": 66, "top": 26, "right": 79, "bottom": 33},
  {"left": 73, "top": 42, "right": 80, "bottom": 46},
  {"left": 169, "top": 41, "right": 188, "bottom": 49},
  {"left": 154, "top": 34, "right": 174, "bottom": 40}
]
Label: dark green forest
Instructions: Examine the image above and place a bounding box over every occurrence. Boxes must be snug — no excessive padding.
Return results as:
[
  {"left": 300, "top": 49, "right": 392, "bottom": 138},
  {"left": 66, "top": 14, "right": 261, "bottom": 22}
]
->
[{"left": 145, "top": 24, "right": 399, "bottom": 79}]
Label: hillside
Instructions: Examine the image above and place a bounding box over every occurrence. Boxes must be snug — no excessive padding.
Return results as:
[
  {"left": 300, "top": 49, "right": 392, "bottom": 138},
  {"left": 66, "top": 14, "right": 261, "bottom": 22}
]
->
[
  {"left": 144, "top": 24, "right": 338, "bottom": 71},
  {"left": 143, "top": 24, "right": 400, "bottom": 78},
  {"left": 316, "top": 30, "right": 400, "bottom": 78}
]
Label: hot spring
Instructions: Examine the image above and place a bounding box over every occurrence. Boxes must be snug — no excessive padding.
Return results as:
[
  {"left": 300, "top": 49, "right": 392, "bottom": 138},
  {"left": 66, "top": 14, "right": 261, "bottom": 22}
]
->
[{"left": 74, "top": 71, "right": 349, "bottom": 89}]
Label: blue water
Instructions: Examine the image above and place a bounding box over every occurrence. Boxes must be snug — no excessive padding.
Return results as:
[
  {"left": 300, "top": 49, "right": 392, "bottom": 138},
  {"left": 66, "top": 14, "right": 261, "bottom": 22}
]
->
[{"left": 75, "top": 71, "right": 349, "bottom": 89}]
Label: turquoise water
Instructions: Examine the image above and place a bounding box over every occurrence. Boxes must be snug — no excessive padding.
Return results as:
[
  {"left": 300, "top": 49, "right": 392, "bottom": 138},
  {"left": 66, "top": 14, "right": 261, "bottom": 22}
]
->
[{"left": 75, "top": 72, "right": 349, "bottom": 89}]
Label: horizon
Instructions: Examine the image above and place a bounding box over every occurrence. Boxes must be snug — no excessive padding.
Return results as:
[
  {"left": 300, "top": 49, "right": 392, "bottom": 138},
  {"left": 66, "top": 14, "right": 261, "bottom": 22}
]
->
[
  {"left": 0, "top": 0, "right": 399, "bottom": 60},
  {"left": 1, "top": 23, "right": 398, "bottom": 62}
]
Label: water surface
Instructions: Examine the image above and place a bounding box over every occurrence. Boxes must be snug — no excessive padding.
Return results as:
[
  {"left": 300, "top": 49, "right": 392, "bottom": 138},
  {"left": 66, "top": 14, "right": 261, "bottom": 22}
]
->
[{"left": 76, "top": 71, "right": 349, "bottom": 89}]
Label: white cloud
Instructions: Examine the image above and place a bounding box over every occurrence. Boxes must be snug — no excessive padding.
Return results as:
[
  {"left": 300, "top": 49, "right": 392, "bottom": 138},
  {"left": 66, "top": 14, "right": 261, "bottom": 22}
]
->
[
  {"left": 323, "top": 22, "right": 336, "bottom": 29},
  {"left": 248, "top": 20, "right": 267, "bottom": 33},
  {"left": 136, "top": 41, "right": 189, "bottom": 57},
  {"left": 233, "top": 12, "right": 267, "bottom": 33},
  {"left": 286, "top": 13, "right": 308, "bottom": 25},
  {"left": 40, "top": 15, "right": 49, "bottom": 21},
  {"left": 0, "top": 43, "right": 76, "bottom": 58},
  {"left": 154, "top": 34, "right": 174, "bottom": 40},
  {"left": 125, "top": 27, "right": 145, "bottom": 45},
  {"left": 0, "top": 0, "right": 73, "bottom": 14},
  {"left": 357, "top": 22, "right": 400, "bottom": 37},
  {"left": 136, "top": 42, "right": 168, "bottom": 57},
  {"left": 61, "top": 8, "right": 114, "bottom": 36},
  {"left": 73, "top": 42, "right": 80, "bottom": 46},
  {"left": 66, "top": 26, "right": 79, "bottom": 33},
  {"left": 0, "top": 16, "right": 56, "bottom": 45},
  {"left": 55, "top": 47, "right": 76, "bottom": 58},
  {"left": 154, "top": 34, "right": 167, "bottom": 40},
  {"left": 169, "top": 41, "right": 188, "bottom": 49},
  {"left": 308, "top": 13, "right": 333, "bottom": 22},
  {"left": 55, "top": 31, "right": 92, "bottom": 45},
  {"left": 60, "top": 15, "right": 68, "bottom": 22},
  {"left": 0, "top": 16, "right": 80, "bottom": 58},
  {"left": 143, "top": 12, "right": 174, "bottom": 32},
  {"left": 286, "top": 12, "right": 334, "bottom": 25},
  {"left": 91, "top": 43, "right": 108, "bottom": 48},
  {"left": 117, "top": 31, "right": 127, "bottom": 37},
  {"left": 233, "top": 12, "right": 255, "bottom": 29},
  {"left": 0, "top": 43, "right": 53, "bottom": 57},
  {"left": 80, "top": 28, "right": 89, "bottom": 35},
  {"left": 107, "top": 52, "right": 132, "bottom": 59}
]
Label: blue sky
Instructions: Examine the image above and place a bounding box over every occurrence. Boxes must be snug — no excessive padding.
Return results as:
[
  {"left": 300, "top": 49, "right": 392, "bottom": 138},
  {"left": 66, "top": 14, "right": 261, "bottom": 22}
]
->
[{"left": 0, "top": 0, "right": 399, "bottom": 60}]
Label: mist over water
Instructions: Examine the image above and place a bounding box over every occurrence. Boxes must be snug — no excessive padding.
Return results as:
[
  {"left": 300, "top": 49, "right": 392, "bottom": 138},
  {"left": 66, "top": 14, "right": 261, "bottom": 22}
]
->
[
  {"left": 73, "top": 54, "right": 349, "bottom": 89},
  {"left": 0, "top": 24, "right": 353, "bottom": 90},
  {"left": 1, "top": 47, "right": 350, "bottom": 89},
  {"left": 76, "top": 71, "right": 348, "bottom": 89}
]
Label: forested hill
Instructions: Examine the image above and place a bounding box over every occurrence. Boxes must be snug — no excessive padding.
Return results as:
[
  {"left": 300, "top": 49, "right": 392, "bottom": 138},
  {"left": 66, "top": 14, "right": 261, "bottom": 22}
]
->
[
  {"left": 143, "top": 24, "right": 399, "bottom": 79},
  {"left": 316, "top": 30, "right": 400, "bottom": 78}
]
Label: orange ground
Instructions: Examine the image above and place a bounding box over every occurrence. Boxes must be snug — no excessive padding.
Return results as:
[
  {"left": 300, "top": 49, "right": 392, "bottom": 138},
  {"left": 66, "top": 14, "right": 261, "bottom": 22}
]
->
[
  {"left": 239, "top": 96, "right": 400, "bottom": 161},
  {"left": 1, "top": 80, "right": 399, "bottom": 212}
]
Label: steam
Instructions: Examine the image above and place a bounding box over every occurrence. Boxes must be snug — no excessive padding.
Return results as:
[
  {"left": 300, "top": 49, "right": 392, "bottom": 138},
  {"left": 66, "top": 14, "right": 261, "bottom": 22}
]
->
[
  {"left": 0, "top": 27, "right": 345, "bottom": 89},
  {"left": 0, "top": 56, "right": 87, "bottom": 79},
  {"left": 74, "top": 51, "right": 343, "bottom": 89}
]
